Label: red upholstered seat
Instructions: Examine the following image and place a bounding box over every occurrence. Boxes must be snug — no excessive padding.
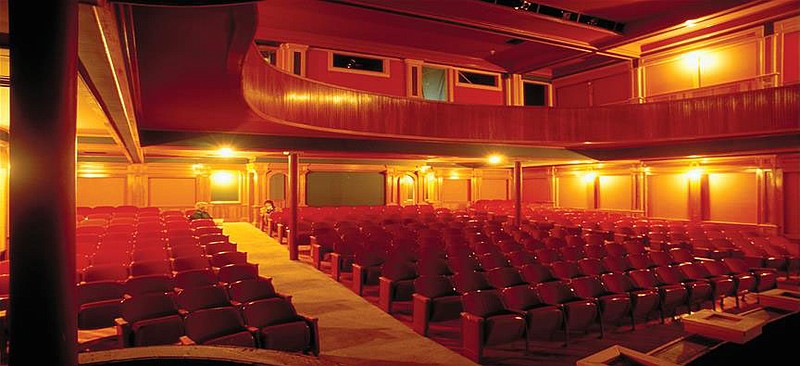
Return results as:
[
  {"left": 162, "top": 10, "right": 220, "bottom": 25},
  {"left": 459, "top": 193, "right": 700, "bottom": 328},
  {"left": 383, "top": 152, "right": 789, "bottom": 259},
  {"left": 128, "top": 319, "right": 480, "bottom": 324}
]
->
[
  {"left": 453, "top": 270, "right": 496, "bottom": 295},
  {"left": 723, "top": 257, "right": 777, "bottom": 292},
  {"left": 124, "top": 275, "right": 174, "bottom": 297},
  {"left": 77, "top": 281, "right": 125, "bottom": 330},
  {"left": 501, "top": 285, "right": 562, "bottom": 341},
  {"left": 654, "top": 265, "right": 713, "bottom": 312},
  {"left": 536, "top": 281, "right": 598, "bottom": 345},
  {"left": 485, "top": 267, "right": 527, "bottom": 291},
  {"left": 174, "top": 269, "right": 217, "bottom": 290},
  {"left": 412, "top": 275, "right": 462, "bottom": 336},
  {"left": 117, "top": 292, "right": 183, "bottom": 347},
  {"left": 461, "top": 291, "right": 526, "bottom": 363},
  {"left": 679, "top": 262, "right": 735, "bottom": 310},
  {"left": 577, "top": 258, "right": 610, "bottom": 276},
  {"left": 378, "top": 258, "right": 417, "bottom": 313},
  {"left": 217, "top": 263, "right": 259, "bottom": 285},
  {"left": 519, "top": 263, "right": 558, "bottom": 285},
  {"left": 172, "top": 255, "right": 211, "bottom": 272},
  {"left": 227, "top": 278, "right": 287, "bottom": 306},
  {"left": 570, "top": 276, "right": 631, "bottom": 337},
  {"left": 210, "top": 251, "right": 248, "bottom": 268},
  {"left": 242, "top": 298, "right": 319, "bottom": 355},
  {"left": 600, "top": 272, "right": 660, "bottom": 329},
  {"left": 627, "top": 268, "right": 688, "bottom": 320},
  {"left": 176, "top": 285, "right": 232, "bottom": 314},
  {"left": 550, "top": 261, "right": 583, "bottom": 281},
  {"left": 130, "top": 260, "right": 172, "bottom": 277},
  {"left": 181, "top": 307, "right": 256, "bottom": 347}
]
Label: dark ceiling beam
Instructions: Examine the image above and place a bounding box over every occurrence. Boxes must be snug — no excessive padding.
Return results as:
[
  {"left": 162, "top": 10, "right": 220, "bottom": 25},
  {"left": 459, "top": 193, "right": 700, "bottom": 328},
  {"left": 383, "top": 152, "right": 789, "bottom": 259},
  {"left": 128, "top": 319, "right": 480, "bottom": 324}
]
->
[{"left": 77, "top": 2, "right": 143, "bottom": 162}]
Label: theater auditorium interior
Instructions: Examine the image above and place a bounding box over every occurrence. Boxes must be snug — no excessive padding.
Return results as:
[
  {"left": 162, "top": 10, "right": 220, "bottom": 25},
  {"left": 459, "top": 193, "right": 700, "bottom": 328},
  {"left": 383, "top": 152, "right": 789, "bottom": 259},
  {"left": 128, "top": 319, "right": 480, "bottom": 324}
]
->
[{"left": 1, "top": 0, "right": 799, "bottom": 365}]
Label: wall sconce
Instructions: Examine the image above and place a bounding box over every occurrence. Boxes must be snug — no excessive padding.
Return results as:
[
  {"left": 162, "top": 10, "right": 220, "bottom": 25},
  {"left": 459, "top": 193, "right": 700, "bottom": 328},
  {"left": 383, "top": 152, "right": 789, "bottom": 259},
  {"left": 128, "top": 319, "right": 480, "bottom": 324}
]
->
[
  {"left": 211, "top": 171, "right": 235, "bottom": 186},
  {"left": 686, "top": 165, "right": 704, "bottom": 180},
  {"left": 487, "top": 154, "right": 504, "bottom": 165},
  {"left": 582, "top": 171, "right": 597, "bottom": 183}
]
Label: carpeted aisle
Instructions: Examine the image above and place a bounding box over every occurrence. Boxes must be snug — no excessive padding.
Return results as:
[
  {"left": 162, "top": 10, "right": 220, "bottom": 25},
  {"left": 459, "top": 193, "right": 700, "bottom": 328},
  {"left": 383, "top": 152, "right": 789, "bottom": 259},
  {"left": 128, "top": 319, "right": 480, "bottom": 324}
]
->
[{"left": 224, "top": 222, "right": 478, "bottom": 366}]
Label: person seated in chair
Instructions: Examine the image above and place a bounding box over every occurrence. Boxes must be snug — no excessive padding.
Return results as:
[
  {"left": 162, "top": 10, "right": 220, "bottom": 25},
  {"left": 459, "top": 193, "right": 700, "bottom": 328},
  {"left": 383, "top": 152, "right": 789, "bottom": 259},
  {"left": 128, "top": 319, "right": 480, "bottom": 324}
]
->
[
  {"left": 259, "top": 200, "right": 276, "bottom": 231},
  {"left": 188, "top": 201, "right": 213, "bottom": 221}
]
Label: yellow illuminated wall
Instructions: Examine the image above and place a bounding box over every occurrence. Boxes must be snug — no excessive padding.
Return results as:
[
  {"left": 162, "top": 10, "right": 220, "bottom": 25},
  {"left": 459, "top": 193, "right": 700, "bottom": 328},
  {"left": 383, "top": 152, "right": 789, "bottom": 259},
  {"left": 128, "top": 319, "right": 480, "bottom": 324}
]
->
[
  {"left": 707, "top": 173, "right": 758, "bottom": 223},
  {"left": 441, "top": 179, "right": 469, "bottom": 204},
  {"left": 598, "top": 175, "right": 632, "bottom": 210},
  {"left": 149, "top": 178, "right": 197, "bottom": 207},
  {"left": 558, "top": 176, "right": 590, "bottom": 209},
  {"left": 480, "top": 178, "right": 508, "bottom": 200},
  {"left": 647, "top": 174, "right": 689, "bottom": 220},
  {"left": 77, "top": 177, "right": 126, "bottom": 207}
]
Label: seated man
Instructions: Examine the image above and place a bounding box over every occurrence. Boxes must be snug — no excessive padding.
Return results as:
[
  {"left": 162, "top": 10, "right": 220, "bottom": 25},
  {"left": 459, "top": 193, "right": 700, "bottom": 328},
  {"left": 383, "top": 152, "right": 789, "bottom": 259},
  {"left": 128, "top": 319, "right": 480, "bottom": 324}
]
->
[
  {"left": 259, "top": 200, "right": 276, "bottom": 231},
  {"left": 188, "top": 201, "right": 213, "bottom": 221}
]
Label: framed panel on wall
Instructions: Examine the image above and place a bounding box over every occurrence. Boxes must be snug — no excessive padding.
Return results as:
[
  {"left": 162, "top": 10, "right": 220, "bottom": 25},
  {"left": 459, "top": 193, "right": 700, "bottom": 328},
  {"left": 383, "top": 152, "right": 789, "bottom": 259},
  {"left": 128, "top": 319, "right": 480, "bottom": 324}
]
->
[
  {"left": 149, "top": 178, "right": 196, "bottom": 207},
  {"left": 210, "top": 170, "right": 241, "bottom": 203}
]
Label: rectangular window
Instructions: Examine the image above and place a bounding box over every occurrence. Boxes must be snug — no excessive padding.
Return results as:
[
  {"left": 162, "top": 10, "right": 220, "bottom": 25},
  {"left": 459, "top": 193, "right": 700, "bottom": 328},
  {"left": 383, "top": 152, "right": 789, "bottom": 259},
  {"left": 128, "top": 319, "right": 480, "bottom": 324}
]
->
[
  {"left": 422, "top": 66, "right": 447, "bottom": 101},
  {"left": 292, "top": 51, "right": 302, "bottom": 76},
  {"left": 523, "top": 82, "right": 548, "bottom": 106},
  {"left": 261, "top": 50, "right": 277, "bottom": 65},
  {"left": 332, "top": 53, "right": 384, "bottom": 73},
  {"left": 456, "top": 70, "right": 500, "bottom": 90}
]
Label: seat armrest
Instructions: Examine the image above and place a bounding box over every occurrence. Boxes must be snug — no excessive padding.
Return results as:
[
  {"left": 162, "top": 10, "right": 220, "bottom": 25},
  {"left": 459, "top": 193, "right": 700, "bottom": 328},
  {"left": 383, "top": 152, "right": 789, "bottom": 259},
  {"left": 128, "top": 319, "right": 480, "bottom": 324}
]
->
[
  {"left": 179, "top": 335, "right": 196, "bottom": 345},
  {"left": 115, "top": 317, "right": 132, "bottom": 348}
]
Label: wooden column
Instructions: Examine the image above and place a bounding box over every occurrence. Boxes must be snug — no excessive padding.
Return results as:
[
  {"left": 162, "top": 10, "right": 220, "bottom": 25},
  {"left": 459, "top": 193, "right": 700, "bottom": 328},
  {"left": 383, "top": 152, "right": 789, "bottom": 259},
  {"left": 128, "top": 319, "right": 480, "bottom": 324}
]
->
[
  {"left": 513, "top": 161, "right": 522, "bottom": 227},
  {"left": 8, "top": 0, "right": 78, "bottom": 364},
  {"left": 287, "top": 153, "right": 299, "bottom": 260}
]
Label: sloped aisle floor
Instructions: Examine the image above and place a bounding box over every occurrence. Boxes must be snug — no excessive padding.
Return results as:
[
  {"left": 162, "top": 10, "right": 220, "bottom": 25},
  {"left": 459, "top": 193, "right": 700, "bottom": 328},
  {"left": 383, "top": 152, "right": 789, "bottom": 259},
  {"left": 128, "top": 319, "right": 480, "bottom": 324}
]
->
[{"left": 224, "top": 222, "right": 478, "bottom": 366}]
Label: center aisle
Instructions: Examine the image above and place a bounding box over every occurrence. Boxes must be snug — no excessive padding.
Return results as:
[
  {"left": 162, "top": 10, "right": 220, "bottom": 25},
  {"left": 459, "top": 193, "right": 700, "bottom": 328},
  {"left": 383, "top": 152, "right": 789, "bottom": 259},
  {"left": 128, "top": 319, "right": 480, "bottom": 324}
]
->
[{"left": 223, "top": 222, "right": 478, "bottom": 366}]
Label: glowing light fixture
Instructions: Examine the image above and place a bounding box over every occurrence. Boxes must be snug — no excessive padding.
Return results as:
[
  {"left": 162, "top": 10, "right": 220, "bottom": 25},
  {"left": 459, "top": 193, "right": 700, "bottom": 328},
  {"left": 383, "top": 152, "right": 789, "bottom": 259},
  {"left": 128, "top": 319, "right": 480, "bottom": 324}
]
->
[
  {"left": 582, "top": 171, "right": 597, "bottom": 183},
  {"left": 686, "top": 168, "right": 704, "bottom": 180},
  {"left": 684, "top": 19, "right": 698, "bottom": 27},
  {"left": 418, "top": 165, "right": 431, "bottom": 173},
  {"left": 449, "top": 172, "right": 460, "bottom": 180},
  {"left": 211, "top": 171, "right": 235, "bottom": 186},
  {"left": 217, "top": 147, "right": 235, "bottom": 157},
  {"left": 487, "top": 154, "right": 504, "bottom": 165}
]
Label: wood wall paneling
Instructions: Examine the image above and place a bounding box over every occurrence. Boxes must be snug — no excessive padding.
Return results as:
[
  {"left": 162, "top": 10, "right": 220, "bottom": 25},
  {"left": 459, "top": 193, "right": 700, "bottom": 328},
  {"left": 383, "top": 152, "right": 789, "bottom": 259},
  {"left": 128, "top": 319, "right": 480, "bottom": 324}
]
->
[
  {"left": 598, "top": 175, "right": 632, "bottom": 210},
  {"left": 647, "top": 174, "right": 689, "bottom": 220},
  {"left": 77, "top": 177, "right": 126, "bottom": 207},
  {"left": 558, "top": 176, "right": 590, "bottom": 209},
  {"left": 707, "top": 172, "right": 758, "bottom": 224},
  {"left": 148, "top": 177, "right": 197, "bottom": 207},
  {"left": 480, "top": 178, "right": 508, "bottom": 200}
]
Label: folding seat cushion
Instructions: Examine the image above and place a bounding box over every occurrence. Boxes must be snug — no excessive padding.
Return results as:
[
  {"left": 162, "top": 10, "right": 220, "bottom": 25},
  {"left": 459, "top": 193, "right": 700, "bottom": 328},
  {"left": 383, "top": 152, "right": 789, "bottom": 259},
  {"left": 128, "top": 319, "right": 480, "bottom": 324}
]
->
[
  {"left": 519, "top": 263, "right": 559, "bottom": 284},
  {"left": 627, "top": 269, "right": 687, "bottom": 320},
  {"left": 461, "top": 291, "right": 526, "bottom": 363},
  {"left": 241, "top": 298, "right": 319, "bottom": 355},
  {"left": 702, "top": 260, "right": 754, "bottom": 307},
  {"left": 570, "top": 276, "right": 631, "bottom": 337},
  {"left": 654, "top": 265, "right": 712, "bottom": 311},
  {"left": 77, "top": 281, "right": 125, "bottom": 329},
  {"left": 182, "top": 307, "right": 256, "bottom": 347},
  {"left": 412, "top": 275, "right": 462, "bottom": 336},
  {"left": 174, "top": 269, "right": 218, "bottom": 290},
  {"left": 217, "top": 263, "right": 259, "bottom": 285},
  {"left": 176, "top": 285, "right": 232, "bottom": 314},
  {"left": 501, "top": 285, "right": 562, "bottom": 340},
  {"left": 130, "top": 260, "right": 172, "bottom": 277},
  {"left": 600, "top": 272, "right": 659, "bottom": 329},
  {"left": 117, "top": 292, "right": 183, "bottom": 347},
  {"left": 227, "top": 278, "right": 286, "bottom": 306},
  {"left": 536, "top": 281, "right": 598, "bottom": 345},
  {"left": 723, "top": 257, "right": 776, "bottom": 292},
  {"left": 124, "top": 274, "right": 174, "bottom": 297},
  {"left": 378, "top": 259, "right": 417, "bottom": 313}
]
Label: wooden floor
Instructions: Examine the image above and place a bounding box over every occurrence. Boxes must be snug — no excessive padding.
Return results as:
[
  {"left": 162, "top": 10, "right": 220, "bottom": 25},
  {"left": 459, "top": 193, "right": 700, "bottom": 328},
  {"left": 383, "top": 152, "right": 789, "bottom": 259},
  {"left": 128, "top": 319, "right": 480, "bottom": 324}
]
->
[{"left": 78, "top": 222, "right": 766, "bottom": 365}]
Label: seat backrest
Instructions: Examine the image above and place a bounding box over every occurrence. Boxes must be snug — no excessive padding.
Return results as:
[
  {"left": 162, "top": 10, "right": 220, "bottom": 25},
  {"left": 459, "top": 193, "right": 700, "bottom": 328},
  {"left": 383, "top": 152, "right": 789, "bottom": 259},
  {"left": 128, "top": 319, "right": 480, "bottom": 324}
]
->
[
  {"left": 172, "top": 256, "right": 211, "bottom": 272},
  {"left": 701, "top": 260, "right": 729, "bottom": 276},
  {"left": 124, "top": 274, "right": 174, "bottom": 296},
  {"left": 122, "top": 292, "right": 178, "bottom": 323},
  {"left": 228, "top": 278, "right": 277, "bottom": 303},
  {"left": 600, "top": 272, "right": 635, "bottom": 293},
  {"left": 577, "top": 258, "right": 607, "bottom": 276},
  {"left": 130, "top": 260, "right": 172, "bottom": 277},
  {"left": 77, "top": 281, "right": 125, "bottom": 304},
  {"left": 478, "top": 252, "right": 510, "bottom": 271},
  {"left": 669, "top": 248, "right": 694, "bottom": 263},
  {"left": 501, "top": 285, "right": 541, "bottom": 311},
  {"left": 177, "top": 285, "right": 231, "bottom": 313},
  {"left": 653, "top": 266, "right": 683, "bottom": 285},
  {"left": 520, "top": 263, "right": 555, "bottom": 284},
  {"left": 722, "top": 258, "right": 748, "bottom": 273},
  {"left": 584, "top": 245, "right": 607, "bottom": 259},
  {"left": 241, "top": 298, "right": 299, "bottom": 328},
  {"left": 217, "top": 263, "right": 259, "bottom": 284},
  {"left": 486, "top": 267, "right": 525, "bottom": 289},
  {"left": 649, "top": 251, "right": 674, "bottom": 267},
  {"left": 627, "top": 269, "right": 659, "bottom": 288},
  {"left": 184, "top": 307, "right": 246, "bottom": 344},
  {"left": 627, "top": 253, "right": 655, "bottom": 270},
  {"left": 678, "top": 262, "right": 709, "bottom": 280},
  {"left": 83, "top": 264, "right": 129, "bottom": 282},
  {"left": 453, "top": 271, "right": 493, "bottom": 294},
  {"left": 175, "top": 269, "right": 218, "bottom": 290},
  {"left": 535, "top": 281, "right": 573, "bottom": 305},
  {"left": 413, "top": 275, "right": 457, "bottom": 298},
  {"left": 462, "top": 291, "right": 506, "bottom": 317},
  {"left": 416, "top": 257, "right": 453, "bottom": 276},
  {"left": 602, "top": 256, "right": 633, "bottom": 273},
  {"left": 570, "top": 276, "right": 605, "bottom": 298},
  {"left": 550, "top": 261, "right": 581, "bottom": 280},
  {"left": 605, "top": 243, "right": 627, "bottom": 257},
  {"left": 381, "top": 259, "right": 417, "bottom": 281},
  {"left": 211, "top": 251, "right": 248, "bottom": 267}
]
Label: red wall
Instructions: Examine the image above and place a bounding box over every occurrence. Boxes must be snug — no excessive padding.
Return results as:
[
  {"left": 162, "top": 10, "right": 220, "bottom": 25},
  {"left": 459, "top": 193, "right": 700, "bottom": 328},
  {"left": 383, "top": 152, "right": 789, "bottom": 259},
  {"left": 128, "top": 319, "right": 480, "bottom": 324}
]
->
[
  {"left": 452, "top": 84, "right": 505, "bottom": 105},
  {"left": 553, "top": 63, "right": 633, "bottom": 107},
  {"left": 305, "top": 48, "right": 406, "bottom": 96}
]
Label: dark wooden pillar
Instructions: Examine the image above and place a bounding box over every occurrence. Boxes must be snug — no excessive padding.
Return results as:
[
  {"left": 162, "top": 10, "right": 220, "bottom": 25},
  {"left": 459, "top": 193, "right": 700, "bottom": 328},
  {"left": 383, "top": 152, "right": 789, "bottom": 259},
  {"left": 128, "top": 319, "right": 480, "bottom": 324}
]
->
[
  {"left": 8, "top": 0, "right": 78, "bottom": 365},
  {"left": 513, "top": 161, "right": 522, "bottom": 227},
  {"left": 287, "top": 153, "right": 299, "bottom": 260}
]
